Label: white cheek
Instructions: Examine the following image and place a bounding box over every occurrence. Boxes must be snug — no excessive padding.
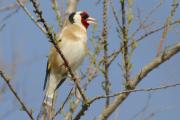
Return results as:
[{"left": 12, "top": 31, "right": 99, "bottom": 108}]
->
[{"left": 74, "top": 14, "right": 82, "bottom": 24}]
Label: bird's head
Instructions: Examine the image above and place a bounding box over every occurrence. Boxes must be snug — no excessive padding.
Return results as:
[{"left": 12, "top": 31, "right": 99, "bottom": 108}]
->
[{"left": 69, "top": 11, "right": 97, "bottom": 29}]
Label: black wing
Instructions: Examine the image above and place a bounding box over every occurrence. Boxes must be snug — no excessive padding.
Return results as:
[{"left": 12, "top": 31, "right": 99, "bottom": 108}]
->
[
  {"left": 43, "top": 60, "right": 50, "bottom": 90},
  {"left": 43, "top": 59, "right": 66, "bottom": 90}
]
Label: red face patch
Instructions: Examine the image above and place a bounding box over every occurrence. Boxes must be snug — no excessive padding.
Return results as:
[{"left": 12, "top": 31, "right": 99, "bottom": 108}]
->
[{"left": 80, "top": 11, "right": 89, "bottom": 29}]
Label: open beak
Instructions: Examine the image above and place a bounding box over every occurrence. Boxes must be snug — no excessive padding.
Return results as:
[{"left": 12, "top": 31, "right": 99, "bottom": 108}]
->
[{"left": 87, "top": 17, "right": 97, "bottom": 25}]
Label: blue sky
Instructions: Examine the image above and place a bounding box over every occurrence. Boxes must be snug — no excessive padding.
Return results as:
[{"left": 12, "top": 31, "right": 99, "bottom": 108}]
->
[{"left": 0, "top": 0, "right": 180, "bottom": 120}]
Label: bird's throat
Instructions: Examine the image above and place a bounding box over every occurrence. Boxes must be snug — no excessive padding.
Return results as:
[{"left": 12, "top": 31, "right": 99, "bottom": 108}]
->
[{"left": 81, "top": 19, "right": 89, "bottom": 29}]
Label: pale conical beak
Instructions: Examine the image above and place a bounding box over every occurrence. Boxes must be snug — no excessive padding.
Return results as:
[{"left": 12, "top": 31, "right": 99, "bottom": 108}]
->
[{"left": 87, "top": 17, "right": 97, "bottom": 25}]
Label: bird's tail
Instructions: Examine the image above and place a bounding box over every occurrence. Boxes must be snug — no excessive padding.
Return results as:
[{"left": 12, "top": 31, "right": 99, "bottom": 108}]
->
[
  {"left": 43, "top": 71, "right": 66, "bottom": 107},
  {"left": 43, "top": 72, "right": 59, "bottom": 106}
]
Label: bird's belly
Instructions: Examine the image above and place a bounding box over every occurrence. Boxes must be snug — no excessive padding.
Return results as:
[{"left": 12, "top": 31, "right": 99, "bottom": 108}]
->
[{"left": 61, "top": 41, "right": 87, "bottom": 70}]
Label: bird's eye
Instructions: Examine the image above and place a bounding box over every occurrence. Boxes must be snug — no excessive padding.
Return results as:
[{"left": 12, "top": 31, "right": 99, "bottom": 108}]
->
[
  {"left": 80, "top": 12, "right": 89, "bottom": 20},
  {"left": 82, "top": 15, "right": 88, "bottom": 19}
]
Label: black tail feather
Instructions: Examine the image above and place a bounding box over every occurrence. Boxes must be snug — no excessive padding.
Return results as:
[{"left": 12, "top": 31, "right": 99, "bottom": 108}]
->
[{"left": 55, "top": 78, "right": 66, "bottom": 90}]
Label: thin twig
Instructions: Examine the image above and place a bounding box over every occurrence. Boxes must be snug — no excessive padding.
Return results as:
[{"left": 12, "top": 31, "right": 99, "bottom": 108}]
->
[
  {"left": 90, "top": 83, "right": 180, "bottom": 104},
  {"left": 53, "top": 87, "right": 73, "bottom": 118},
  {"left": 107, "top": 19, "right": 180, "bottom": 66},
  {"left": 128, "top": 94, "right": 151, "bottom": 120},
  {"left": 138, "top": 0, "right": 163, "bottom": 33},
  {"left": 16, "top": 0, "right": 46, "bottom": 34},
  {"left": 136, "top": 19, "right": 180, "bottom": 42},
  {"left": 1, "top": 8, "right": 19, "bottom": 23},
  {"left": 0, "top": 0, "right": 27, "bottom": 12},
  {"left": 0, "top": 70, "right": 34, "bottom": 120},
  {"left": 64, "top": 99, "right": 81, "bottom": 120},
  {"left": 157, "top": 0, "right": 178, "bottom": 56},
  {"left": 0, "top": 24, "right": 5, "bottom": 31},
  {"left": 144, "top": 0, "right": 163, "bottom": 23},
  {"left": 51, "top": 0, "right": 62, "bottom": 29},
  {"left": 110, "top": 0, "right": 122, "bottom": 30},
  {"left": 0, "top": 8, "right": 19, "bottom": 31},
  {"left": 130, "top": 0, "right": 163, "bottom": 41}
]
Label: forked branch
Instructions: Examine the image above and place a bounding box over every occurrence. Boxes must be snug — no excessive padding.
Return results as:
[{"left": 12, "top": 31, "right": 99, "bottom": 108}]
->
[{"left": 97, "top": 43, "right": 180, "bottom": 120}]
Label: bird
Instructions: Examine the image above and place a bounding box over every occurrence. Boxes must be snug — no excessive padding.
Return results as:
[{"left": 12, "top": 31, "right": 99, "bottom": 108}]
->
[{"left": 43, "top": 11, "right": 96, "bottom": 106}]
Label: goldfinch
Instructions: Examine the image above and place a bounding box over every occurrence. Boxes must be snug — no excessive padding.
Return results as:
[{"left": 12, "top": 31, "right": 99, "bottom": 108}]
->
[{"left": 43, "top": 11, "right": 96, "bottom": 106}]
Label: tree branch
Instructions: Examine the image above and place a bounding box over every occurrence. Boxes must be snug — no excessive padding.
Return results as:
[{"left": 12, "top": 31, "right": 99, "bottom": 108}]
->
[
  {"left": 0, "top": 0, "right": 27, "bottom": 12},
  {"left": 107, "top": 19, "right": 180, "bottom": 66},
  {"left": 73, "top": 75, "right": 180, "bottom": 120},
  {"left": 53, "top": 87, "right": 73, "bottom": 119},
  {"left": 65, "top": 0, "right": 79, "bottom": 15},
  {"left": 157, "top": 0, "right": 178, "bottom": 56},
  {"left": 130, "top": 42, "right": 180, "bottom": 87},
  {"left": 90, "top": 82, "right": 180, "bottom": 103},
  {"left": 102, "top": 0, "right": 110, "bottom": 107},
  {"left": 121, "top": 0, "right": 131, "bottom": 83},
  {"left": 16, "top": 0, "right": 46, "bottom": 34},
  {"left": 97, "top": 42, "right": 180, "bottom": 120},
  {"left": 0, "top": 70, "right": 34, "bottom": 120},
  {"left": 51, "top": 0, "right": 62, "bottom": 29}
]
